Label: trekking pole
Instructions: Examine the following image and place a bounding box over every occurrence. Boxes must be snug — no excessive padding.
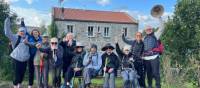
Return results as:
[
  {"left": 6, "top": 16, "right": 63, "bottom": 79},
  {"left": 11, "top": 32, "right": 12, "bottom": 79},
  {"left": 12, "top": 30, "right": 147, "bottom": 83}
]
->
[
  {"left": 71, "top": 62, "right": 78, "bottom": 88},
  {"left": 103, "top": 57, "right": 108, "bottom": 77}
]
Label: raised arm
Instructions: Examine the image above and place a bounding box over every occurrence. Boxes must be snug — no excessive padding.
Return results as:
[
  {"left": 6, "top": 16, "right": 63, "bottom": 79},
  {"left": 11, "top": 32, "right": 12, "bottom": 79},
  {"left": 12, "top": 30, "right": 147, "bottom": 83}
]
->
[
  {"left": 155, "top": 17, "right": 165, "bottom": 39},
  {"left": 122, "top": 34, "right": 134, "bottom": 45},
  {"left": 115, "top": 43, "right": 123, "bottom": 58},
  {"left": 4, "top": 17, "right": 17, "bottom": 42}
]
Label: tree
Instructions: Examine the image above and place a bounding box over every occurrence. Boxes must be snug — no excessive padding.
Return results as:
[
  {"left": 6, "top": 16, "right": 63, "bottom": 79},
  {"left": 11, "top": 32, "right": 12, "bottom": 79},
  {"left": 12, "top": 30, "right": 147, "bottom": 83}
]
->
[
  {"left": 48, "top": 21, "right": 58, "bottom": 38},
  {"left": 161, "top": 0, "right": 200, "bottom": 66},
  {"left": 0, "top": 1, "right": 17, "bottom": 80}
]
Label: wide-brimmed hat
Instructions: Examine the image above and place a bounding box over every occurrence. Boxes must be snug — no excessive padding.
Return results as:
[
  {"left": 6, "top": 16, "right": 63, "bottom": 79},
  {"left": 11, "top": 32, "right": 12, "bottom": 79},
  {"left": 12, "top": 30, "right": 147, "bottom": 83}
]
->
[
  {"left": 101, "top": 43, "right": 115, "bottom": 51},
  {"left": 76, "top": 42, "right": 84, "bottom": 48}
]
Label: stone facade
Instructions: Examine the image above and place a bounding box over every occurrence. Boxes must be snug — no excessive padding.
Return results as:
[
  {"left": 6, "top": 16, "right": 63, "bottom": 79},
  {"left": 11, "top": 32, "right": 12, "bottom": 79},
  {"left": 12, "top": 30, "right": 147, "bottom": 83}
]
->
[{"left": 55, "top": 20, "right": 138, "bottom": 51}]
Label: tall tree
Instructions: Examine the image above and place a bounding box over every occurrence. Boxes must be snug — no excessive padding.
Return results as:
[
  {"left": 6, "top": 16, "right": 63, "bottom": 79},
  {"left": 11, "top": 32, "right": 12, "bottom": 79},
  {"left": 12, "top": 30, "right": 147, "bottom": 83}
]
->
[
  {"left": 161, "top": 0, "right": 200, "bottom": 65},
  {"left": 0, "top": 1, "right": 17, "bottom": 80},
  {"left": 48, "top": 21, "right": 58, "bottom": 38}
]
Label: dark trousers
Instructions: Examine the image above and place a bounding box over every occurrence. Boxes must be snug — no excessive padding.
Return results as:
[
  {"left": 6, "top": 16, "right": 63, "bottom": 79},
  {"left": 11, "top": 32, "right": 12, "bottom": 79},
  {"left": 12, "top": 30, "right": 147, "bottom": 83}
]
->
[
  {"left": 144, "top": 57, "right": 161, "bottom": 88},
  {"left": 13, "top": 59, "right": 27, "bottom": 85},
  {"left": 62, "top": 59, "right": 71, "bottom": 78},
  {"left": 134, "top": 60, "right": 146, "bottom": 88},
  {"left": 65, "top": 67, "right": 82, "bottom": 83},
  {"left": 52, "top": 65, "right": 62, "bottom": 87},
  {"left": 28, "top": 57, "right": 34, "bottom": 86}
]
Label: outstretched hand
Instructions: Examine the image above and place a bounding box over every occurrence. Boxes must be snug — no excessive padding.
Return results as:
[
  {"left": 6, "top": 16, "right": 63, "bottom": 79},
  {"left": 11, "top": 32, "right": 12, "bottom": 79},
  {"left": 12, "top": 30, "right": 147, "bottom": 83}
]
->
[{"left": 114, "top": 37, "right": 118, "bottom": 43}]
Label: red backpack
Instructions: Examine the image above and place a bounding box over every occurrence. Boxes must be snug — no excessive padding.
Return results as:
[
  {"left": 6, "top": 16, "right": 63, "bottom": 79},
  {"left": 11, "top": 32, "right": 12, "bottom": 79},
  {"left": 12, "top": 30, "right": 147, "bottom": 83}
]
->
[{"left": 152, "top": 39, "right": 164, "bottom": 54}]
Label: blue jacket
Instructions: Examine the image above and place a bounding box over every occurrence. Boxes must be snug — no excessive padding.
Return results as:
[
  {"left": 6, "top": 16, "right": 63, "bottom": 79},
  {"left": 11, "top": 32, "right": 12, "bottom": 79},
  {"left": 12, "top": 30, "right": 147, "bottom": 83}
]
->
[
  {"left": 83, "top": 52, "right": 102, "bottom": 70},
  {"left": 143, "top": 33, "right": 158, "bottom": 51},
  {"left": 28, "top": 35, "right": 42, "bottom": 57}
]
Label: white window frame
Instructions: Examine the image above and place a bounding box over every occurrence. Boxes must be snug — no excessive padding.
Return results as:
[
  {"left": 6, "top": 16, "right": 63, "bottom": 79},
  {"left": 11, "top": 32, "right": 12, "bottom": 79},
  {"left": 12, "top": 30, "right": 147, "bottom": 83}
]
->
[
  {"left": 67, "top": 25, "right": 74, "bottom": 33},
  {"left": 103, "top": 27, "right": 110, "bottom": 37},
  {"left": 123, "top": 27, "right": 128, "bottom": 37},
  {"left": 88, "top": 26, "right": 94, "bottom": 37}
]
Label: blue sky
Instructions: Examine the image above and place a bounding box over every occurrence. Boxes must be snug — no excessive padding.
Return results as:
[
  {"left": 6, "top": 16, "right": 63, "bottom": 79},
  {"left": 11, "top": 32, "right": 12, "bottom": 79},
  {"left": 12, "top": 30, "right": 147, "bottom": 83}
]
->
[{"left": 5, "top": 0, "right": 176, "bottom": 30}]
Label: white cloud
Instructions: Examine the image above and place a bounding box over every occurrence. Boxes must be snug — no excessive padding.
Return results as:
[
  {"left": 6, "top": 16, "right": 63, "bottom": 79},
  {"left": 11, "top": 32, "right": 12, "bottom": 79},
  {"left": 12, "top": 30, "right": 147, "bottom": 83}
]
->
[
  {"left": 118, "top": 9, "right": 173, "bottom": 32},
  {"left": 97, "top": 0, "right": 110, "bottom": 6},
  {"left": 4, "top": 0, "right": 19, "bottom": 4},
  {"left": 10, "top": 6, "right": 51, "bottom": 27},
  {"left": 25, "top": 0, "right": 33, "bottom": 4}
]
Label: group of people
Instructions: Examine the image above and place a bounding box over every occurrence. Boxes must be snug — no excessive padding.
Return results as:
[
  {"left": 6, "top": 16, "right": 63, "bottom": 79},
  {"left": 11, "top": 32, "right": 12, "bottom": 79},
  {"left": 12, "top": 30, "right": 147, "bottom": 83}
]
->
[{"left": 4, "top": 16, "right": 164, "bottom": 88}]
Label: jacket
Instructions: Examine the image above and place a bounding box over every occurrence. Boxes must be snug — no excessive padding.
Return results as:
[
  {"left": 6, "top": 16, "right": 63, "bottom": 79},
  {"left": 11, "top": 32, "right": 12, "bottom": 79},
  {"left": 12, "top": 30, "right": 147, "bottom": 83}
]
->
[
  {"left": 83, "top": 52, "right": 102, "bottom": 71},
  {"left": 39, "top": 45, "right": 63, "bottom": 67},
  {"left": 115, "top": 43, "right": 134, "bottom": 69},
  {"left": 70, "top": 51, "right": 86, "bottom": 68}
]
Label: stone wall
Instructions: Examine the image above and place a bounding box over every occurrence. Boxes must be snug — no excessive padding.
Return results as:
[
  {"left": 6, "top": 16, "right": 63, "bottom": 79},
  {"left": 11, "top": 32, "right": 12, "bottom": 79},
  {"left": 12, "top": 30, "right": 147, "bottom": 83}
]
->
[{"left": 55, "top": 20, "right": 138, "bottom": 51}]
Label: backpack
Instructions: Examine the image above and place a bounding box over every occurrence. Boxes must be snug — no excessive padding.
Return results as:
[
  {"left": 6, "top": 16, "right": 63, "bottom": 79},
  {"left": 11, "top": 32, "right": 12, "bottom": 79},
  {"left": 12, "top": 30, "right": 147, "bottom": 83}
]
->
[{"left": 152, "top": 39, "right": 164, "bottom": 54}]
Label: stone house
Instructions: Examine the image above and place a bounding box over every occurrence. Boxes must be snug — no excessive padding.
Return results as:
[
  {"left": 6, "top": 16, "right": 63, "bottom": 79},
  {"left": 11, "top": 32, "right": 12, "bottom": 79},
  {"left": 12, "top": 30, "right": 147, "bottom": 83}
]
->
[{"left": 52, "top": 7, "right": 139, "bottom": 50}]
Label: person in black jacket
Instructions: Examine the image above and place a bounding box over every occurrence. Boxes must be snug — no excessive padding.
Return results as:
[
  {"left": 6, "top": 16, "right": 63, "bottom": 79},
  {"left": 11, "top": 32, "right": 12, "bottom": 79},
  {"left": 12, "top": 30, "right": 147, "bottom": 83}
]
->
[
  {"left": 102, "top": 43, "right": 119, "bottom": 88},
  {"left": 122, "top": 32, "right": 145, "bottom": 88},
  {"left": 59, "top": 33, "right": 76, "bottom": 78},
  {"left": 115, "top": 40, "right": 140, "bottom": 88},
  {"left": 62, "top": 42, "right": 86, "bottom": 88},
  {"left": 37, "top": 37, "right": 63, "bottom": 87}
]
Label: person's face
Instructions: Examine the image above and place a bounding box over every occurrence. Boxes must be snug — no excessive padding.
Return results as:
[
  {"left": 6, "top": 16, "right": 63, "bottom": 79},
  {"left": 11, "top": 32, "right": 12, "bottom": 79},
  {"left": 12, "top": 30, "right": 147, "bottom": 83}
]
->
[
  {"left": 90, "top": 48, "right": 97, "bottom": 53},
  {"left": 42, "top": 37, "right": 48, "bottom": 43},
  {"left": 77, "top": 47, "right": 83, "bottom": 52},
  {"left": 33, "top": 30, "right": 39, "bottom": 38},
  {"left": 106, "top": 48, "right": 113, "bottom": 55},
  {"left": 51, "top": 42, "right": 58, "bottom": 49},
  {"left": 66, "top": 34, "right": 73, "bottom": 41},
  {"left": 123, "top": 49, "right": 130, "bottom": 55},
  {"left": 18, "top": 31, "right": 25, "bottom": 37},
  {"left": 135, "top": 32, "right": 142, "bottom": 41},
  {"left": 145, "top": 28, "right": 153, "bottom": 35}
]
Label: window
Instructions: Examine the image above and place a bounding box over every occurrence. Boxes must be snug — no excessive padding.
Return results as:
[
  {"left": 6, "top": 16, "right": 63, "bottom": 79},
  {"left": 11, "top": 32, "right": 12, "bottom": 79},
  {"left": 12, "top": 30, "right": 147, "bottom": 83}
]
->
[
  {"left": 123, "top": 27, "right": 128, "bottom": 37},
  {"left": 67, "top": 25, "right": 73, "bottom": 33},
  {"left": 104, "top": 27, "right": 110, "bottom": 37},
  {"left": 97, "top": 26, "right": 100, "bottom": 33},
  {"left": 88, "top": 26, "right": 94, "bottom": 37}
]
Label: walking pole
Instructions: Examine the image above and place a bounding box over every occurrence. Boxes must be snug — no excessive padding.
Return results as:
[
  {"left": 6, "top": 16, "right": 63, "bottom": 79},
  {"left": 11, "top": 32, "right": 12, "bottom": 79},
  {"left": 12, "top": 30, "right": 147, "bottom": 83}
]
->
[
  {"left": 71, "top": 62, "right": 78, "bottom": 88},
  {"left": 103, "top": 57, "right": 108, "bottom": 77}
]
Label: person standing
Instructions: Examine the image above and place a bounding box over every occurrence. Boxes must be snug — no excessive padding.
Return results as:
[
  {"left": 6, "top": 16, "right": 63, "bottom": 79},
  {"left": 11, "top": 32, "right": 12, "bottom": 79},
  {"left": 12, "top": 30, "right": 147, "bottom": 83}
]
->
[
  {"left": 35, "top": 33, "right": 50, "bottom": 88},
  {"left": 59, "top": 33, "right": 76, "bottom": 78},
  {"left": 4, "top": 17, "right": 30, "bottom": 88},
  {"left": 142, "top": 18, "right": 164, "bottom": 88},
  {"left": 37, "top": 38, "right": 63, "bottom": 87},
  {"left": 28, "top": 29, "right": 42, "bottom": 88}
]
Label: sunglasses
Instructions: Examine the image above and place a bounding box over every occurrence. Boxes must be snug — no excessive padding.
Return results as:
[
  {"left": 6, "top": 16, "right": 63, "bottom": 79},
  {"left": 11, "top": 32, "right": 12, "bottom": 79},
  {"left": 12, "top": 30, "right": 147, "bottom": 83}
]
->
[
  {"left": 124, "top": 50, "right": 129, "bottom": 51},
  {"left": 51, "top": 42, "right": 57, "bottom": 45}
]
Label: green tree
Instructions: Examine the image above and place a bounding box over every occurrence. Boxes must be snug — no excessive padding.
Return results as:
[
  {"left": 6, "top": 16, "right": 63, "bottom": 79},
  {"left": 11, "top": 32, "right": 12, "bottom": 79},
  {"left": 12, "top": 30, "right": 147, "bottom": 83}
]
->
[
  {"left": 0, "top": 1, "right": 17, "bottom": 80},
  {"left": 48, "top": 21, "right": 58, "bottom": 37},
  {"left": 161, "top": 0, "right": 200, "bottom": 66}
]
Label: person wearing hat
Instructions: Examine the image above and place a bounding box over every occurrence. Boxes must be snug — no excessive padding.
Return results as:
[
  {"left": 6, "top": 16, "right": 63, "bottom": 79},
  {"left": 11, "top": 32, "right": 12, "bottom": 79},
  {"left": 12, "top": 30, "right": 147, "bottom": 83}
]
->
[
  {"left": 62, "top": 42, "right": 86, "bottom": 88},
  {"left": 122, "top": 32, "right": 145, "bottom": 88},
  {"left": 82, "top": 44, "right": 102, "bottom": 88},
  {"left": 35, "top": 33, "right": 50, "bottom": 88},
  {"left": 37, "top": 37, "right": 63, "bottom": 87},
  {"left": 4, "top": 17, "right": 29, "bottom": 88},
  {"left": 101, "top": 43, "right": 119, "bottom": 88}
]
